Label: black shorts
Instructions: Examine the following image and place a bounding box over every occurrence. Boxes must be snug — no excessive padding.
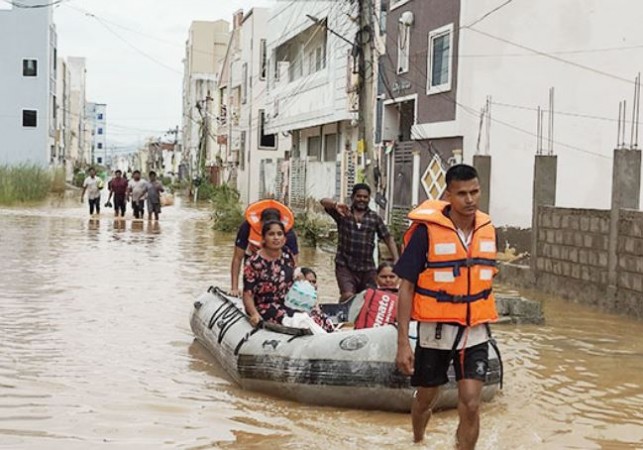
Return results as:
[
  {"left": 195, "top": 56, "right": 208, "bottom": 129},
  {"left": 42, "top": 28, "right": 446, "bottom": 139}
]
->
[
  {"left": 114, "top": 195, "right": 126, "bottom": 214},
  {"left": 411, "top": 341, "right": 489, "bottom": 387}
]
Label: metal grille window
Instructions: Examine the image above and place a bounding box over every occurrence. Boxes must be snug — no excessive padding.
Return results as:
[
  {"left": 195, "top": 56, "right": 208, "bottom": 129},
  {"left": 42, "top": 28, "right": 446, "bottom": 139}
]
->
[
  {"left": 23, "top": 59, "right": 37, "bottom": 77},
  {"left": 259, "top": 39, "right": 267, "bottom": 80}
]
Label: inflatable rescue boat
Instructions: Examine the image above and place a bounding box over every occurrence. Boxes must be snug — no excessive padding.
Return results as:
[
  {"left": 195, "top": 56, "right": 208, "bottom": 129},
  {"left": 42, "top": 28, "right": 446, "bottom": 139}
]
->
[{"left": 190, "top": 287, "right": 501, "bottom": 412}]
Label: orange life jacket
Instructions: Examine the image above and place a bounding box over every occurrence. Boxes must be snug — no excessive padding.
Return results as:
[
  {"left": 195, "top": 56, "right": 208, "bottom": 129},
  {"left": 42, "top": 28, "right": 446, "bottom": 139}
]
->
[
  {"left": 354, "top": 288, "right": 398, "bottom": 329},
  {"left": 245, "top": 199, "right": 295, "bottom": 252},
  {"left": 403, "top": 200, "right": 498, "bottom": 327}
]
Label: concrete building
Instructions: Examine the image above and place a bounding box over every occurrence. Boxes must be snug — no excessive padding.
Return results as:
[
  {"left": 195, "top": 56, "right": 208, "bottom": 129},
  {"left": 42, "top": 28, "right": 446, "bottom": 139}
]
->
[
  {"left": 0, "top": 1, "right": 58, "bottom": 166},
  {"left": 55, "top": 56, "right": 72, "bottom": 176},
  {"left": 86, "top": 102, "right": 107, "bottom": 165},
  {"left": 264, "top": 1, "right": 361, "bottom": 209},
  {"left": 181, "top": 20, "right": 230, "bottom": 182},
  {"left": 382, "top": 0, "right": 643, "bottom": 226},
  {"left": 221, "top": 9, "right": 291, "bottom": 205},
  {"left": 67, "top": 57, "right": 89, "bottom": 168}
]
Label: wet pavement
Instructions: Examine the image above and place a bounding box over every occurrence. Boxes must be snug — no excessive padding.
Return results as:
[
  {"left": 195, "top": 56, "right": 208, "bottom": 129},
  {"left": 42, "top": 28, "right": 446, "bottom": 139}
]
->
[{"left": 0, "top": 196, "right": 642, "bottom": 449}]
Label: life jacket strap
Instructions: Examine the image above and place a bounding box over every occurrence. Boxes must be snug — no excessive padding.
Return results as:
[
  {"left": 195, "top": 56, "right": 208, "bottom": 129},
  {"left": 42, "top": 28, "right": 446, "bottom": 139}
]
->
[
  {"left": 415, "top": 287, "right": 493, "bottom": 304},
  {"left": 425, "top": 258, "right": 497, "bottom": 277}
]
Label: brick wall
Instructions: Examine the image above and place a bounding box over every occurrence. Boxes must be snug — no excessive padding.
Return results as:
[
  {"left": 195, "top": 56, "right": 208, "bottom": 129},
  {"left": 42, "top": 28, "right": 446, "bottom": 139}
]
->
[
  {"left": 531, "top": 206, "right": 643, "bottom": 319},
  {"left": 616, "top": 209, "right": 643, "bottom": 317}
]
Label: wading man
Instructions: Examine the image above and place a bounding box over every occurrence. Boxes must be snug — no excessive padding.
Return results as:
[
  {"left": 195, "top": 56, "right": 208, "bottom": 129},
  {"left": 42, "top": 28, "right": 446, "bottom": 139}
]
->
[
  {"left": 394, "top": 164, "right": 498, "bottom": 449},
  {"left": 321, "top": 183, "right": 399, "bottom": 301}
]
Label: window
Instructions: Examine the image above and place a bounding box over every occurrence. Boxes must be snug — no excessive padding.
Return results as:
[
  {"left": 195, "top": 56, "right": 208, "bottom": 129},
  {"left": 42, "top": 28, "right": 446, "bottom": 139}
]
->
[
  {"left": 259, "top": 39, "right": 267, "bottom": 80},
  {"left": 307, "top": 136, "right": 321, "bottom": 161},
  {"left": 323, "top": 133, "right": 337, "bottom": 162},
  {"left": 23, "top": 59, "right": 37, "bottom": 77},
  {"left": 258, "top": 110, "right": 276, "bottom": 148},
  {"left": 22, "top": 110, "right": 37, "bottom": 127},
  {"left": 241, "top": 62, "right": 248, "bottom": 104},
  {"left": 52, "top": 95, "right": 57, "bottom": 120},
  {"left": 240, "top": 131, "right": 246, "bottom": 171},
  {"left": 97, "top": 128, "right": 104, "bottom": 135},
  {"left": 397, "top": 22, "right": 410, "bottom": 74},
  {"left": 97, "top": 143, "right": 103, "bottom": 149},
  {"left": 97, "top": 157, "right": 103, "bottom": 164},
  {"left": 427, "top": 24, "right": 453, "bottom": 94},
  {"left": 97, "top": 113, "right": 103, "bottom": 120}
]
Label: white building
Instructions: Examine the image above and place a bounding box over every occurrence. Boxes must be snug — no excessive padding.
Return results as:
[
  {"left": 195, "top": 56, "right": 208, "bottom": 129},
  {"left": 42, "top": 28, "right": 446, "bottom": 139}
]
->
[
  {"left": 55, "top": 56, "right": 72, "bottom": 176},
  {"left": 221, "top": 9, "right": 291, "bottom": 205},
  {"left": 86, "top": 102, "right": 107, "bottom": 165},
  {"left": 181, "top": 20, "right": 230, "bottom": 181},
  {"left": 67, "top": 57, "right": 89, "bottom": 167},
  {"left": 264, "top": 1, "right": 360, "bottom": 208},
  {"left": 0, "top": 1, "right": 58, "bottom": 166}
]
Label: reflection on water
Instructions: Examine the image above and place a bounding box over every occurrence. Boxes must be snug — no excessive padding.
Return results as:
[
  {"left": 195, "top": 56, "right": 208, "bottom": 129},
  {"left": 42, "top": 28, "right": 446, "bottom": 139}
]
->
[{"left": 0, "top": 197, "right": 642, "bottom": 449}]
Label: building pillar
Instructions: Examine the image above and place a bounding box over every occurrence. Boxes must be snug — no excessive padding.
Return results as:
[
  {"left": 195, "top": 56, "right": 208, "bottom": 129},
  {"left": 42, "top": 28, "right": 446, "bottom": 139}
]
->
[
  {"left": 607, "top": 149, "right": 642, "bottom": 298},
  {"left": 531, "top": 155, "right": 558, "bottom": 274},
  {"left": 411, "top": 149, "right": 420, "bottom": 206},
  {"left": 473, "top": 154, "right": 491, "bottom": 214}
]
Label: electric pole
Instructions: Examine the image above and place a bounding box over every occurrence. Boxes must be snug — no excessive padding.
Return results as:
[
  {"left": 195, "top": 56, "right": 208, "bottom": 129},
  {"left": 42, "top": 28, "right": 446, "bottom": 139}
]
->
[{"left": 358, "top": 0, "right": 376, "bottom": 188}]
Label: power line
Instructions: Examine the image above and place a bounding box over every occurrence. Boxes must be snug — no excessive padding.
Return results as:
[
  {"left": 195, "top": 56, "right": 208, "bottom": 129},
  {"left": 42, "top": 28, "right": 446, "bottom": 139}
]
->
[{"left": 462, "top": 0, "right": 518, "bottom": 29}]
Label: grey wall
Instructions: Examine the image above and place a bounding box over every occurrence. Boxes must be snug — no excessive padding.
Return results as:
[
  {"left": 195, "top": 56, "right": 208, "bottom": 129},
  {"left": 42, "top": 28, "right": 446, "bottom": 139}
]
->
[{"left": 0, "top": 4, "right": 52, "bottom": 165}]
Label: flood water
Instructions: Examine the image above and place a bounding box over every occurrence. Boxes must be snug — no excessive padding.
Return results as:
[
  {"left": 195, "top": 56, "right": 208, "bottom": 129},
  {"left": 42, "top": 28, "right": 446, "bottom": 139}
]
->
[{"left": 1, "top": 197, "right": 642, "bottom": 449}]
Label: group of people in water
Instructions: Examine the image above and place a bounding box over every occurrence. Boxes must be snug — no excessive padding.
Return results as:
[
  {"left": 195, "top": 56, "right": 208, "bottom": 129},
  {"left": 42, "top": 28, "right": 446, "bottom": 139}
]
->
[{"left": 229, "top": 164, "right": 499, "bottom": 449}]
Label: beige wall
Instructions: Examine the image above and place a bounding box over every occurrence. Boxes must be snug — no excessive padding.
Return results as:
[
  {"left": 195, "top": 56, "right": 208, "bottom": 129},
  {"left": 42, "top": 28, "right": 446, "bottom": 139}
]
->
[{"left": 187, "top": 20, "right": 229, "bottom": 75}]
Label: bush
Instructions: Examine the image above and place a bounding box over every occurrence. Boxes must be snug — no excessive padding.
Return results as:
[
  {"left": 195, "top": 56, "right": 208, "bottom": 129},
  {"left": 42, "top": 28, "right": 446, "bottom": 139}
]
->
[
  {"left": 0, "top": 164, "right": 52, "bottom": 204},
  {"left": 210, "top": 184, "right": 244, "bottom": 232},
  {"left": 51, "top": 167, "right": 66, "bottom": 194},
  {"left": 294, "top": 210, "right": 334, "bottom": 247},
  {"left": 196, "top": 181, "right": 217, "bottom": 201},
  {"left": 73, "top": 171, "right": 86, "bottom": 188}
]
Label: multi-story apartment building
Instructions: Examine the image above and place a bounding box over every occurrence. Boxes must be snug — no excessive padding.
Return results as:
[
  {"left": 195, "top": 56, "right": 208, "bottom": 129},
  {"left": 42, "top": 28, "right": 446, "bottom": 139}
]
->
[
  {"left": 86, "top": 102, "right": 107, "bottom": 165},
  {"left": 55, "top": 56, "right": 72, "bottom": 176},
  {"left": 382, "top": 0, "right": 643, "bottom": 226},
  {"left": 181, "top": 20, "right": 230, "bottom": 182},
  {"left": 264, "top": 1, "right": 360, "bottom": 209},
  {"left": 67, "top": 57, "right": 89, "bottom": 167},
  {"left": 220, "top": 9, "right": 290, "bottom": 205},
  {"left": 0, "top": 1, "right": 58, "bottom": 166}
]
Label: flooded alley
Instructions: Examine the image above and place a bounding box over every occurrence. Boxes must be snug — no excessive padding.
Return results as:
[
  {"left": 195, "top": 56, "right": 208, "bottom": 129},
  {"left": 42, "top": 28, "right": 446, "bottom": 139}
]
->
[{"left": 1, "top": 200, "right": 642, "bottom": 450}]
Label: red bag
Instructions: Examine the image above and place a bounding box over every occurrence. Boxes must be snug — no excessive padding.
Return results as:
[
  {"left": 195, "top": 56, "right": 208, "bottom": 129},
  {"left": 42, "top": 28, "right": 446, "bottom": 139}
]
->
[{"left": 354, "top": 289, "right": 398, "bottom": 329}]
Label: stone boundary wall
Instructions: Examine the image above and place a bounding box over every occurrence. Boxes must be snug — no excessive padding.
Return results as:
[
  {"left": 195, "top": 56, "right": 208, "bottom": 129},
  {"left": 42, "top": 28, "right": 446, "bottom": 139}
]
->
[
  {"left": 615, "top": 209, "right": 643, "bottom": 317},
  {"left": 534, "top": 206, "right": 611, "bottom": 307}
]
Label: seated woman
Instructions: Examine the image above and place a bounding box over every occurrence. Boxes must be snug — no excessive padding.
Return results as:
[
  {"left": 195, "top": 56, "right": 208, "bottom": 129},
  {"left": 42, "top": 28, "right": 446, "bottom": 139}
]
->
[
  {"left": 375, "top": 261, "right": 400, "bottom": 292},
  {"left": 243, "top": 220, "right": 295, "bottom": 326}
]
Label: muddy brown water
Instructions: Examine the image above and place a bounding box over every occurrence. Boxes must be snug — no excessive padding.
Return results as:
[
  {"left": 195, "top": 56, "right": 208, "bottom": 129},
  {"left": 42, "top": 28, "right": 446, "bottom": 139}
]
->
[{"left": 1, "top": 197, "right": 642, "bottom": 449}]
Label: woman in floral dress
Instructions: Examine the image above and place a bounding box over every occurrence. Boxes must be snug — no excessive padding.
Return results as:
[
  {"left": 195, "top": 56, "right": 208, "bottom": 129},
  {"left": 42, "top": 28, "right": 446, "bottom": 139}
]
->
[{"left": 243, "top": 220, "right": 295, "bottom": 326}]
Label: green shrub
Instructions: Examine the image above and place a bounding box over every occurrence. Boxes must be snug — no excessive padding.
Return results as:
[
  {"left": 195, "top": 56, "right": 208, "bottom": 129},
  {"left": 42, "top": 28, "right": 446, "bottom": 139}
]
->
[
  {"left": 51, "top": 167, "right": 67, "bottom": 194},
  {"left": 0, "top": 164, "right": 52, "bottom": 204},
  {"left": 294, "top": 211, "right": 334, "bottom": 247},
  {"left": 196, "top": 181, "right": 217, "bottom": 201},
  {"left": 73, "top": 171, "right": 86, "bottom": 188},
  {"left": 210, "top": 184, "right": 243, "bottom": 232}
]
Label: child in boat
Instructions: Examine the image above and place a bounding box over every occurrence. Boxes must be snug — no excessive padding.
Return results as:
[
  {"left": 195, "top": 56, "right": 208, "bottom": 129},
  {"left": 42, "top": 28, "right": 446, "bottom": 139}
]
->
[{"left": 292, "top": 268, "right": 335, "bottom": 333}]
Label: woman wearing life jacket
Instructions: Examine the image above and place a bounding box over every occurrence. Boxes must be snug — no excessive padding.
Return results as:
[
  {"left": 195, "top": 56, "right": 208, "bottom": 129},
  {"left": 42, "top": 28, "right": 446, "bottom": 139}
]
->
[
  {"left": 376, "top": 261, "right": 400, "bottom": 291},
  {"left": 394, "top": 164, "right": 498, "bottom": 447},
  {"left": 230, "top": 199, "right": 299, "bottom": 296},
  {"left": 353, "top": 262, "right": 399, "bottom": 329}
]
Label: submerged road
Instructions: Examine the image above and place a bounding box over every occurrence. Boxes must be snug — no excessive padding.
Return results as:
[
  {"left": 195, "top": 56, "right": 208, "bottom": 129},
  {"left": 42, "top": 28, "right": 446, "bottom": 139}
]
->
[{"left": 0, "top": 197, "right": 642, "bottom": 449}]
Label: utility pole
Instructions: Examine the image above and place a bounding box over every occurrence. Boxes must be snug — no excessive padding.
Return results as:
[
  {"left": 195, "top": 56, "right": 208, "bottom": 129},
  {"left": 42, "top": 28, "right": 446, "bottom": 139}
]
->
[{"left": 358, "top": 0, "right": 376, "bottom": 188}]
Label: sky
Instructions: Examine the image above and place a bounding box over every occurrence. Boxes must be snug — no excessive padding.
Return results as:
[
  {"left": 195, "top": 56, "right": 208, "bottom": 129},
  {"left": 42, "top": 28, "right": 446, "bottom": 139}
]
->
[{"left": 54, "top": 0, "right": 275, "bottom": 153}]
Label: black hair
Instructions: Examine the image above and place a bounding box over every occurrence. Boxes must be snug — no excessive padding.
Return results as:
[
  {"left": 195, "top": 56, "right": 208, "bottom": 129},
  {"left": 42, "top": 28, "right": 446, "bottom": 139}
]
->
[
  {"left": 88, "top": 167, "right": 96, "bottom": 172},
  {"left": 377, "top": 261, "right": 395, "bottom": 274},
  {"left": 133, "top": 170, "right": 141, "bottom": 175},
  {"left": 445, "top": 164, "right": 478, "bottom": 188},
  {"left": 114, "top": 169, "right": 122, "bottom": 175},
  {"left": 300, "top": 267, "right": 317, "bottom": 279},
  {"left": 261, "top": 207, "right": 281, "bottom": 222},
  {"left": 261, "top": 220, "right": 285, "bottom": 237},
  {"left": 149, "top": 171, "right": 157, "bottom": 177},
  {"left": 352, "top": 183, "right": 371, "bottom": 198}
]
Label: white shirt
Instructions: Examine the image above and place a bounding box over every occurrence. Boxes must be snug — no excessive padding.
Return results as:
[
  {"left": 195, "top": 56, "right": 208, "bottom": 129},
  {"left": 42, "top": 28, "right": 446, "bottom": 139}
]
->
[
  {"left": 83, "top": 176, "right": 101, "bottom": 200},
  {"left": 128, "top": 179, "right": 148, "bottom": 201},
  {"left": 417, "top": 226, "right": 489, "bottom": 350}
]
